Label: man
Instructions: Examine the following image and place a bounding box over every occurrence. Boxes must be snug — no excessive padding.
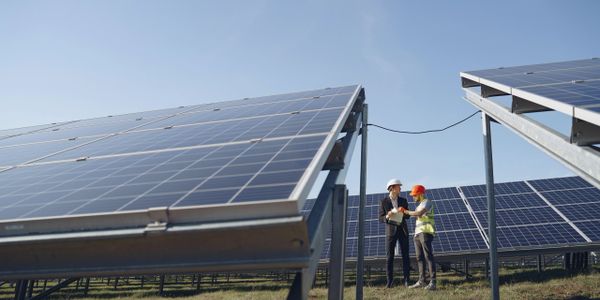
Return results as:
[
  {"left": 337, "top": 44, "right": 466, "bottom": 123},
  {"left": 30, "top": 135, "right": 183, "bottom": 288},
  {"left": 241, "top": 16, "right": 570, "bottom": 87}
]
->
[
  {"left": 402, "top": 184, "right": 436, "bottom": 291},
  {"left": 378, "top": 178, "right": 410, "bottom": 288}
]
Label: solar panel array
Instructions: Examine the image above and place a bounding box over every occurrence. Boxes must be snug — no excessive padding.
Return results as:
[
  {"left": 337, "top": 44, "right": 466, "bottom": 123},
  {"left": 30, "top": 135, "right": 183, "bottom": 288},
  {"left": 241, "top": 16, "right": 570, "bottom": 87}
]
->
[
  {"left": 461, "top": 58, "right": 600, "bottom": 128},
  {"left": 305, "top": 176, "right": 600, "bottom": 260},
  {"left": 0, "top": 85, "right": 360, "bottom": 231}
]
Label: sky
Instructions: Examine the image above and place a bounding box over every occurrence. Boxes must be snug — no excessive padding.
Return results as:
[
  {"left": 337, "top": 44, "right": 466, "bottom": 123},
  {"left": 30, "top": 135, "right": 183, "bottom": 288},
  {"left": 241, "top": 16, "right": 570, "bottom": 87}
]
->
[{"left": 1, "top": 1, "right": 599, "bottom": 196}]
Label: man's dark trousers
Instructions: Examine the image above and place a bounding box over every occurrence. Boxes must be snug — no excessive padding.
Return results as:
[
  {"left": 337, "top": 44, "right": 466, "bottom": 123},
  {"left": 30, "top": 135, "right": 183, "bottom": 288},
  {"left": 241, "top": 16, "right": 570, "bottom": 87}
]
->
[
  {"left": 386, "top": 224, "right": 410, "bottom": 286},
  {"left": 380, "top": 195, "right": 411, "bottom": 287}
]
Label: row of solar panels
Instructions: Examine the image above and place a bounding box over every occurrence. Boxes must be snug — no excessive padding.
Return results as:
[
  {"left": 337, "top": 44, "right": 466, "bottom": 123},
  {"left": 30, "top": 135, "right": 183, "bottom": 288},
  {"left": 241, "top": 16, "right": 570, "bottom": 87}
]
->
[
  {"left": 302, "top": 176, "right": 600, "bottom": 259},
  {"left": 0, "top": 86, "right": 360, "bottom": 234}
]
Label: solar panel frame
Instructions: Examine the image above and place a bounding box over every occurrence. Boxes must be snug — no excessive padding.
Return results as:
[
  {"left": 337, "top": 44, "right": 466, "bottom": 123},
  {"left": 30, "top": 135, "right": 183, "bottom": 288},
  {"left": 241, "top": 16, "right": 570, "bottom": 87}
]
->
[{"left": 0, "top": 85, "right": 363, "bottom": 238}]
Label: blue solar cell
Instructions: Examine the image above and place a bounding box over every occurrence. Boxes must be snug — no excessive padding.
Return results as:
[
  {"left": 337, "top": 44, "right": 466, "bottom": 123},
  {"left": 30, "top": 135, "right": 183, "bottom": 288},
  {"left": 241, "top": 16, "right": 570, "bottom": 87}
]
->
[
  {"left": 0, "top": 138, "right": 96, "bottom": 167},
  {"left": 426, "top": 187, "right": 461, "bottom": 200},
  {"left": 521, "top": 77, "right": 600, "bottom": 106},
  {"left": 0, "top": 123, "right": 62, "bottom": 139},
  {"left": 495, "top": 223, "right": 586, "bottom": 248},
  {"left": 464, "top": 58, "right": 600, "bottom": 81},
  {"left": 528, "top": 176, "right": 592, "bottom": 191},
  {"left": 431, "top": 199, "right": 469, "bottom": 215},
  {"left": 460, "top": 181, "right": 533, "bottom": 197},
  {"left": 135, "top": 93, "right": 354, "bottom": 130},
  {"left": 38, "top": 108, "right": 340, "bottom": 163},
  {"left": 554, "top": 202, "right": 600, "bottom": 221},
  {"left": 475, "top": 207, "right": 565, "bottom": 228},
  {"left": 435, "top": 213, "right": 477, "bottom": 232},
  {"left": 231, "top": 184, "right": 296, "bottom": 203},
  {"left": 540, "top": 188, "right": 600, "bottom": 206},
  {"left": 433, "top": 230, "right": 488, "bottom": 253},
  {"left": 0, "top": 133, "right": 330, "bottom": 220},
  {"left": 572, "top": 221, "right": 600, "bottom": 242},
  {"left": 466, "top": 193, "right": 548, "bottom": 212}
]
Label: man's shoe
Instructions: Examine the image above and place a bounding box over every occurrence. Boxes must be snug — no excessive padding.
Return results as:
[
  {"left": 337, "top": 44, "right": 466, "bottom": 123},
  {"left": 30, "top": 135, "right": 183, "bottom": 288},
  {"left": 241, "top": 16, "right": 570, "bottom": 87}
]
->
[
  {"left": 408, "top": 281, "right": 425, "bottom": 289},
  {"left": 403, "top": 280, "right": 409, "bottom": 287},
  {"left": 424, "top": 281, "right": 436, "bottom": 291},
  {"left": 385, "top": 282, "right": 393, "bottom": 288}
]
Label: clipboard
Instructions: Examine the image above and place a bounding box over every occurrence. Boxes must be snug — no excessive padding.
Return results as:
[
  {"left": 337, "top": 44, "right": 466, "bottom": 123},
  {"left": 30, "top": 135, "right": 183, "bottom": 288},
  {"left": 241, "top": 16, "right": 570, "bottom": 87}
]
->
[{"left": 388, "top": 209, "right": 404, "bottom": 225}]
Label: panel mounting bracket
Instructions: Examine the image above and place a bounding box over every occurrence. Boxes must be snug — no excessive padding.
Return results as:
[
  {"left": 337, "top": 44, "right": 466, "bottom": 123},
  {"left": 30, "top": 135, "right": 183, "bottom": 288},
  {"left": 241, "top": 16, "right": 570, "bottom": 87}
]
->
[
  {"left": 572, "top": 118, "right": 600, "bottom": 146},
  {"left": 512, "top": 96, "right": 550, "bottom": 114},
  {"left": 145, "top": 207, "right": 169, "bottom": 233},
  {"left": 322, "top": 140, "right": 345, "bottom": 170}
]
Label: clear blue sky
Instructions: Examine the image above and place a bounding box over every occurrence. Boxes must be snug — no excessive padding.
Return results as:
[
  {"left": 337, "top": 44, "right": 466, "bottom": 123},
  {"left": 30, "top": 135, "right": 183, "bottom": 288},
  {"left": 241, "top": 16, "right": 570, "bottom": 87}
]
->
[{"left": 1, "top": 1, "right": 599, "bottom": 196}]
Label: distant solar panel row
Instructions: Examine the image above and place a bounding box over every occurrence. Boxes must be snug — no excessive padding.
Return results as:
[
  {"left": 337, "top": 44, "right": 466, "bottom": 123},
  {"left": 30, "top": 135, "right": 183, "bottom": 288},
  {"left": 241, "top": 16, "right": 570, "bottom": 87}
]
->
[{"left": 313, "top": 176, "right": 600, "bottom": 260}]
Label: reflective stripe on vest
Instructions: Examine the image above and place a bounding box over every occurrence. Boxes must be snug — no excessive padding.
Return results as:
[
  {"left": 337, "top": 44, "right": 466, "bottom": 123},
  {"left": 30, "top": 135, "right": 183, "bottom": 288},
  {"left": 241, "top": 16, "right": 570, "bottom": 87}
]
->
[{"left": 415, "top": 200, "right": 435, "bottom": 234}]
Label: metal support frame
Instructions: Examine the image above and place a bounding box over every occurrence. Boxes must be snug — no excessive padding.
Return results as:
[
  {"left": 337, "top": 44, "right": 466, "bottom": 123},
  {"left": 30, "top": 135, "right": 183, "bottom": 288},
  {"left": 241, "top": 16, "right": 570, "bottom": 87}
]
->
[
  {"left": 356, "top": 103, "right": 368, "bottom": 299},
  {"left": 537, "top": 254, "right": 543, "bottom": 273},
  {"left": 28, "top": 278, "right": 79, "bottom": 300},
  {"left": 287, "top": 101, "right": 363, "bottom": 300},
  {"left": 483, "top": 112, "right": 499, "bottom": 300},
  {"left": 14, "top": 280, "right": 28, "bottom": 300},
  {"left": 328, "top": 185, "right": 348, "bottom": 300},
  {"left": 572, "top": 118, "right": 600, "bottom": 146},
  {"left": 464, "top": 88, "right": 600, "bottom": 189}
]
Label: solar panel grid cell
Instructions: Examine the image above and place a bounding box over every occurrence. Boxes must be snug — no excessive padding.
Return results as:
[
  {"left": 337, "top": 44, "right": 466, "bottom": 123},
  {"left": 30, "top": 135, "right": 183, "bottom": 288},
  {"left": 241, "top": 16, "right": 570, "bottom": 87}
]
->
[{"left": 496, "top": 223, "right": 586, "bottom": 248}]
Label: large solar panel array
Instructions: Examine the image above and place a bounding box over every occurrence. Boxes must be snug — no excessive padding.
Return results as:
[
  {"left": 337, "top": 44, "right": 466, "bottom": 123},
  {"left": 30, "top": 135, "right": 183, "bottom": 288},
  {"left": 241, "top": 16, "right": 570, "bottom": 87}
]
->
[
  {"left": 0, "top": 85, "right": 360, "bottom": 234},
  {"left": 307, "top": 176, "right": 600, "bottom": 261}
]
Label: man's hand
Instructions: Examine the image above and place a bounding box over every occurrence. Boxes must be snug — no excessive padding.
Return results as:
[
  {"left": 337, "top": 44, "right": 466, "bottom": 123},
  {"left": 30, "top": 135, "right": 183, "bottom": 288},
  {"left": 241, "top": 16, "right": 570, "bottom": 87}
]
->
[{"left": 399, "top": 207, "right": 407, "bottom": 214}]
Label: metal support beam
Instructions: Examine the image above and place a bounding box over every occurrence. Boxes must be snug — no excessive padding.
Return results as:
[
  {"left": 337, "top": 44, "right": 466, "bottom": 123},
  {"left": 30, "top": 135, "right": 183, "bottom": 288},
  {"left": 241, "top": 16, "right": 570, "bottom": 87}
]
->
[
  {"left": 356, "top": 103, "right": 368, "bottom": 300},
  {"left": 30, "top": 278, "right": 78, "bottom": 300},
  {"left": 14, "top": 280, "right": 28, "bottom": 300},
  {"left": 328, "top": 185, "right": 348, "bottom": 300},
  {"left": 84, "top": 278, "right": 90, "bottom": 296},
  {"left": 483, "top": 112, "right": 499, "bottom": 300},
  {"left": 537, "top": 254, "right": 543, "bottom": 273},
  {"left": 464, "top": 89, "right": 600, "bottom": 189},
  {"left": 159, "top": 275, "right": 165, "bottom": 295}
]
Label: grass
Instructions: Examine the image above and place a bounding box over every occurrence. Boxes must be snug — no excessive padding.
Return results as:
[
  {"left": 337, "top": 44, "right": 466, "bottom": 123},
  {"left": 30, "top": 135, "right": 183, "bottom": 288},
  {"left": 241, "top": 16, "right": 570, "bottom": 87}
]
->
[{"left": 1, "top": 266, "right": 599, "bottom": 299}]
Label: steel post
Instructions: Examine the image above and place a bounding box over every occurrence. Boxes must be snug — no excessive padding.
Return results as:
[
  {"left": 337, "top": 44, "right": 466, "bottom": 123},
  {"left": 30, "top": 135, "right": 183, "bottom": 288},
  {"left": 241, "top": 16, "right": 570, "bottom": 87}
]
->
[
  {"left": 356, "top": 103, "right": 368, "bottom": 300},
  {"left": 328, "top": 185, "right": 348, "bottom": 300},
  {"left": 483, "top": 112, "right": 499, "bottom": 300}
]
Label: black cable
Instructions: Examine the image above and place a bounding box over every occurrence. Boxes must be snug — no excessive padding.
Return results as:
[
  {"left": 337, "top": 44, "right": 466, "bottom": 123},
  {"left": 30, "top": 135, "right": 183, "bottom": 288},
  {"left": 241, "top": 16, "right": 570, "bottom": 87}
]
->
[{"left": 367, "top": 111, "right": 481, "bottom": 135}]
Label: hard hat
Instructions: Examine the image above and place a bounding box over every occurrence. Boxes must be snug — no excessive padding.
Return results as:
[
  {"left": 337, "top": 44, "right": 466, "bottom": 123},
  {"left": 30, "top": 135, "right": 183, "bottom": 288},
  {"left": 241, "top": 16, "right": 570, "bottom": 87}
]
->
[
  {"left": 410, "top": 185, "right": 426, "bottom": 196},
  {"left": 386, "top": 179, "right": 403, "bottom": 191}
]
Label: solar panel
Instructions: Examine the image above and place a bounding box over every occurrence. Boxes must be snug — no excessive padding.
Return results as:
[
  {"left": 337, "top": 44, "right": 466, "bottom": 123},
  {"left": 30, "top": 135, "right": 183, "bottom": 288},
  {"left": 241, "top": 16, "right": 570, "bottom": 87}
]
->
[
  {"left": 321, "top": 176, "right": 600, "bottom": 261},
  {"left": 571, "top": 221, "right": 600, "bottom": 242},
  {"left": 434, "top": 230, "right": 488, "bottom": 253},
  {"left": 495, "top": 224, "right": 587, "bottom": 249},
  {"left": 539, "top": 188, "right": 600, "bottom": 206},
  {"left": 0, "top": 137, "right": 98, "bottom": 168},
  {"left": 0, "top": 86, "right": 361, "bottom": 234},
  {"left": 324, "top": 191, "right": 489, "bottom": 259},
  {"left": 528, "top": 176, "right": 593, "bottom": 191},
  {"left": 474, "top": 208, "right": 565, "bottom": 228},
  {"left": 0, "top": 122, "right": 63, "bottom": 139},
  {"left": 461, "top": 58, "right": 600, "bottom": 133},
  {"left": 460, "top": 181, "right": 533, "bottom": 197},
  {"left": 466, "top": 193, "right": 548, "bottom": 212},
  {"left": 37, "top": 108, "right": 345, "bottom": 163}
]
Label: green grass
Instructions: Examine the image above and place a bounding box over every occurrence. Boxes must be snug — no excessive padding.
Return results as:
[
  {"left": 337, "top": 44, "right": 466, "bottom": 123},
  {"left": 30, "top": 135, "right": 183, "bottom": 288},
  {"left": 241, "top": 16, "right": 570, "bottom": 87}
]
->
[{"left": 1, "top": 266, "right": 599, "bottom": 300}]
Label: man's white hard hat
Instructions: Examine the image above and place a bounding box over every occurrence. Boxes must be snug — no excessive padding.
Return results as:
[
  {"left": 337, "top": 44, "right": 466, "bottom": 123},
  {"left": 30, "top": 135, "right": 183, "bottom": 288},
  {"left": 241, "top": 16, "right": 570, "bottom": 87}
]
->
[{"left": 386, "top": 179, "right": 403, "bottom": 191}]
